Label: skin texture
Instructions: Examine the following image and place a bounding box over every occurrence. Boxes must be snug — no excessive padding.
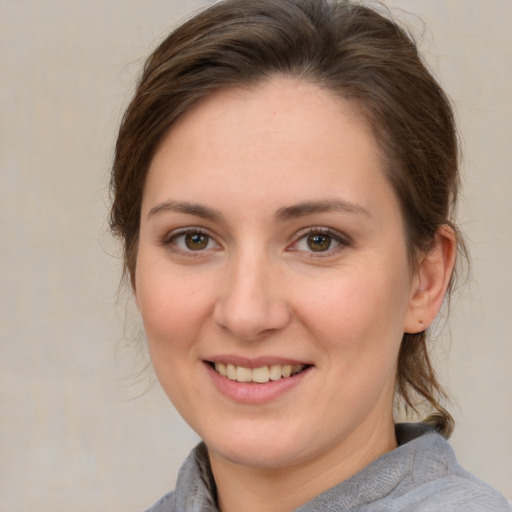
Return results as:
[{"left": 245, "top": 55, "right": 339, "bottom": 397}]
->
[{"left": 135, "top": 78, "right": 455, "bottom": 512}]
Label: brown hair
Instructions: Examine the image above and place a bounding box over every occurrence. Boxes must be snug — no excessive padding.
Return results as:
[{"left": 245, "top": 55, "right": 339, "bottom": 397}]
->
[{"left": 110, "top": 0, "right": 464, "bottom": 437}]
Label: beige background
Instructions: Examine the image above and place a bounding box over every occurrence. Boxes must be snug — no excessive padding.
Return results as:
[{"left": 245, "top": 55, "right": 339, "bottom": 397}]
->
[{"left": 1, "top": 1, "right": 510, "bottom": 510}]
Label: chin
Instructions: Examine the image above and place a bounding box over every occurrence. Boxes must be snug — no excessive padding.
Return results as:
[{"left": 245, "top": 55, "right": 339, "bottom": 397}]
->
[
  {"left": 203, "top": 421, "right": 316, "bottom": 470},
  {"left": 212, "top": 443, "right": 301, "bottom": 470}
]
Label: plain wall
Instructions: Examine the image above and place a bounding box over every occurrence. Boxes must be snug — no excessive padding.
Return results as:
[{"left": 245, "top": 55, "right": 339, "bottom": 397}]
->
[{"left": 1, "top": 1, "right": 510, "bottom": 510}]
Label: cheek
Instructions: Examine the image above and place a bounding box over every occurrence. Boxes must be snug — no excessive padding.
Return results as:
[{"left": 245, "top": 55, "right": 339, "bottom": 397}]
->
[
  {"left": 135, "top": 266, "right": 212, "bottom": 410},
  {"left": 294, "top": 263, "right": 410, "bottom": 357},
  {"left": 135, "top": 264, "right": 210, "bottom": 352}
]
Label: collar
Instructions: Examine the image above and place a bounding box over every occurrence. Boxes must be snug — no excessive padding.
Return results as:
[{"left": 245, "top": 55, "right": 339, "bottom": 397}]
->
[{"left": 172, "top": 423, "right": 447, "bottom": 511}]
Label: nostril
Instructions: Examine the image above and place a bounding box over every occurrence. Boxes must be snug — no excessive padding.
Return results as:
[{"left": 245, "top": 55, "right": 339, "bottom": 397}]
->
[{"left": 213, "top": 293, "right": 291, "bottom": 341}]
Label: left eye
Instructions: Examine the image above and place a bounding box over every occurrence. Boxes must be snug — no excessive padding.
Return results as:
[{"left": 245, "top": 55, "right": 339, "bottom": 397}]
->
[
  {"left": 168, "top": 231, "right": 219, "bottom": 252},
  {"left": 293, "top": 230, "right": 345, "bottom": 253}
]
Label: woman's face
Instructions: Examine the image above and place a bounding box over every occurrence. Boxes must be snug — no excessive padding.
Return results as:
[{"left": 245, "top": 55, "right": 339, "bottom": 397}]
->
[{"left": 135, "top": 78, "right": 419, "bottom": 471}]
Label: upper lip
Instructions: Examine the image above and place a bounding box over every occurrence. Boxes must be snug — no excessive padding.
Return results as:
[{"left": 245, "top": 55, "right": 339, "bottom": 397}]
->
[{"left": 205, "top": 355, "right": 312, "bottom": 368}]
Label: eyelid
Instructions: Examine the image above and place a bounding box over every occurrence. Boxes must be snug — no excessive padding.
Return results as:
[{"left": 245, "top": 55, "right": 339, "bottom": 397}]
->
[
  {"left": 162, "top": 226, "right": 222, "bottom": 253},
  {"left": 163, "top": 226, "right": 207, "bottom": 244},
  {"left": 287, "top": 226, "right": 351, "bottom": 255}
]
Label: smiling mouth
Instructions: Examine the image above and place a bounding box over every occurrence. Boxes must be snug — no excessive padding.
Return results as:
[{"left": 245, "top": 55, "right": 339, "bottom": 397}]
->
[{"left": 209, "top": 362, "right": 308, "bottom": 384}]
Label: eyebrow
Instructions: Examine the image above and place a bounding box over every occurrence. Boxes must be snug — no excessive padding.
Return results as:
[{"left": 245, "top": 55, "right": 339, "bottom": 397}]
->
[
  {"left": 147, "top": 198, "right": 371, "bottom": 222},
  {"left": 275, "top": 199, "right": 371, "bottom": 221},
  {"left": 147, "top": 200, "right": 224, "bottom": 221}
]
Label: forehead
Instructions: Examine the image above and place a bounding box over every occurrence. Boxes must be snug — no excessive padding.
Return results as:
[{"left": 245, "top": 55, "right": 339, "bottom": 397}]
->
[{"left": 142, "top": 77, "right": 393, "bottom": 219}]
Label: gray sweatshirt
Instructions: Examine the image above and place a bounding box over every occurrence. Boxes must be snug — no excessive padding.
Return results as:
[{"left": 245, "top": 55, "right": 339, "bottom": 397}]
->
[{"left": 145, "top": 423, "right": 510, "bottom": 511}]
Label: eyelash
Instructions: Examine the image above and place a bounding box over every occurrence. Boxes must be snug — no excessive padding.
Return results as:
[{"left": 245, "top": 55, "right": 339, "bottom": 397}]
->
[
  {"left": 289, "top": 227, "right": 350, "bottom": 257},
  {"left": 162, "top": 226, "right": 350, "bottom": 256},
  {"left": 163, "top": 227, "right": 220, "bottom": 254}
]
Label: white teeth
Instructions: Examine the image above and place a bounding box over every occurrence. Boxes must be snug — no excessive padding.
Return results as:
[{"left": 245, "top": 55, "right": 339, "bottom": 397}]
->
[
  {"left": 227, "top": 363, "right": 237, "bottom": 380},
  {"left": 213, "top": 363, "right": 306, "bottom": 383},
  {"left": 282, "top": 365, "right": 292, "bottom": 378},
  {"left": 269, "top": 365, "right": 282, "bottom": 381},
  {"left": 215, "top": 362, "right": 227, "bottom": 377},
  {"left": 236, "top": 366, "right": 252, "bottom": 382},
  {"left": 251, "top": 366, "right": 270, "bottom": 383}
]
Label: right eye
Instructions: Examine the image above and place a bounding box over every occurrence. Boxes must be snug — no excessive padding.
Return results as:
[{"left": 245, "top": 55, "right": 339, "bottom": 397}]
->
[{"left": 166, "top": 229, "right": 220, "bottom": 252}]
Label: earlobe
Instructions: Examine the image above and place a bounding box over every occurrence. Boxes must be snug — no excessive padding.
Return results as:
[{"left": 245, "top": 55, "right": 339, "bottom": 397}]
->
[{"left": 404, "top": 225, "right": 457, "bottom": 333}]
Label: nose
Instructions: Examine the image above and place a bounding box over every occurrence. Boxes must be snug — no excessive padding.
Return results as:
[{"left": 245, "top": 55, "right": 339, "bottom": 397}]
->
[{"left": 213, "top": 251, "right": 291, "bottom": 341}]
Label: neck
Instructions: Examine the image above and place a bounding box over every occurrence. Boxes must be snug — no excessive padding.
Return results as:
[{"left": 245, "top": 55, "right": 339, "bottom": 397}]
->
[{"left": 209, "top": 418, "right": 397, "bottom": 512}]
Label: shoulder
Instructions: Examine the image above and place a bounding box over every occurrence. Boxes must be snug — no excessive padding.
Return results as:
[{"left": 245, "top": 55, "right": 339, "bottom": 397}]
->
[
  {"left": 143, "top": 490, "right": 176, "bottom": 512},
  {"left": 391, "top": 431, "right": 510, "bottom": 511},
  {"left": 145, "top": 491, "right": 176, "bottom": 512},
  {"left": 141, "top": 443, "right": 218, "bottom": 512},
  {"left": 297, "top": 425, "right": 510, "bottom": 512},
  {"left": 394, "top": 474, "right": 511, "bottom": 511},
  {"left": 395, "top": 469, "right": 510, "bottom": 511}
]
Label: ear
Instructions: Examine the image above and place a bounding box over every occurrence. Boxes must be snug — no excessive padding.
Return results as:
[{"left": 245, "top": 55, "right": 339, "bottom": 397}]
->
[{"left": 404, "top": 225, "right": 457, "bottom": 333}]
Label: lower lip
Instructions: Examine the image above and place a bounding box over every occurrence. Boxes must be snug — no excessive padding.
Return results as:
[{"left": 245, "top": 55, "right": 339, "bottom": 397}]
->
[{"left": 205, "top": 363, "right": 312, "bottom": 404}]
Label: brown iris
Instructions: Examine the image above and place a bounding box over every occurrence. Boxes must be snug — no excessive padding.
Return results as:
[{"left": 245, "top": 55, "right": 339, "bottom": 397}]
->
[
  {"left": 185, "top": 232, "right": 209, "bottom": 250},
  {"left": 307, "top": 233, "right": 332, "bottom": 252}
]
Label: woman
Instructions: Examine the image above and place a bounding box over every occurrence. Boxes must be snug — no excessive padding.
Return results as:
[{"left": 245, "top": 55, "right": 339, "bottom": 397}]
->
[{"left": 110, "top": 0, "right": 509, "bottom": 510}]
